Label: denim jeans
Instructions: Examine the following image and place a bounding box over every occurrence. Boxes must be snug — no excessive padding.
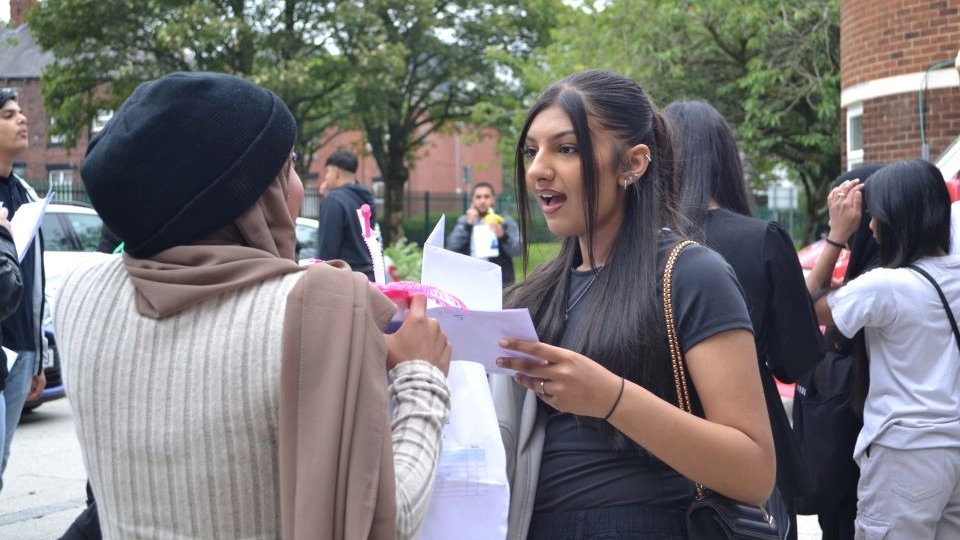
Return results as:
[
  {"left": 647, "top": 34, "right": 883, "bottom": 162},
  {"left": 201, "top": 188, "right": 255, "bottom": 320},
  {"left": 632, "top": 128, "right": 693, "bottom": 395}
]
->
[{"left": 2, "top": 351, "right": 37, "bottom": 492}]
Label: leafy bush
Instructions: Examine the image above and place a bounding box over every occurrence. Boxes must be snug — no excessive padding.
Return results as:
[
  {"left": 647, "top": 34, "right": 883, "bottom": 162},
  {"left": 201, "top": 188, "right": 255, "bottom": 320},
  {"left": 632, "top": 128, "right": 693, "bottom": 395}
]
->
[{"left": 385, "top": 238, "right": 423, "bottom": 282}]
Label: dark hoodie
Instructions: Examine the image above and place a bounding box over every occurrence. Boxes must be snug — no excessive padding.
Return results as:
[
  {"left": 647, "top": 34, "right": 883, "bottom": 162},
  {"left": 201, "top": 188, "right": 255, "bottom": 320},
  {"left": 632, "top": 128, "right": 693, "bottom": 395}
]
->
[{"left": 317, "top": 183, "right": 377, "bottom": 281}]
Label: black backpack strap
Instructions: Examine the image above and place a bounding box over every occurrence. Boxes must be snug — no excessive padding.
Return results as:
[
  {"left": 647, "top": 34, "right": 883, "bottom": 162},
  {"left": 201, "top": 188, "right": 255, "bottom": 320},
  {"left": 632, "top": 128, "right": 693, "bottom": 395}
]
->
[{"left": 907, "top": 264, "right": 960, "bottom": 353}]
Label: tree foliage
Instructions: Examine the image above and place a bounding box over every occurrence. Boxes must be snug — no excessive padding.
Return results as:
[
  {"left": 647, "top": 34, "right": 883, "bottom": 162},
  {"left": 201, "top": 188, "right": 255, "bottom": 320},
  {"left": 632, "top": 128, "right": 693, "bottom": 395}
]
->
[
  {"left": 28, "top": 0, "right": 555, "bottom": 244},
  {"left": 505, "top": 0, "right": 841, "bottom": 242},
  {"left": 324, "top": 0, "right": 555, "bottom": 242},
  {"left": 29, "top": 0, "right": 349, "bottom": 172}
]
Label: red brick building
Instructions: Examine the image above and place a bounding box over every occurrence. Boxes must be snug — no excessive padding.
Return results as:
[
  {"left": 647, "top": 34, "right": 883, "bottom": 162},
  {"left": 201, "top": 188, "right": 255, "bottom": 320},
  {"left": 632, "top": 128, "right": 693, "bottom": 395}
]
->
[
  {"left": 841, "top": 0, "right": 960, "bottom": 174},
  {"left": 0, "top": 0, "right": 504, "bottom": 216}
]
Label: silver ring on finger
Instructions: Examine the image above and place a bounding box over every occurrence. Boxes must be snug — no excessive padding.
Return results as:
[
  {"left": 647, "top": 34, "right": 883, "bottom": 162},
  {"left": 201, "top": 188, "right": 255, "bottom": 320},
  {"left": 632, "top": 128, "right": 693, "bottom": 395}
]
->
[{"left": 538, "top": 378, "right": 547, "bottom": 396}]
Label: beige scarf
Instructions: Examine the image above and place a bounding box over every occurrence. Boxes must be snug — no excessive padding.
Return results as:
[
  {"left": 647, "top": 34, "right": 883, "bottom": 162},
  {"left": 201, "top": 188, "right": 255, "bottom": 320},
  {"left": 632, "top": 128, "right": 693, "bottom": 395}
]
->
[
  {"left": 123, "top": 178, "right": 302, "bottom": 319},
  {"left": 280, "top": 261, "right": 397, "bottom": 540}
]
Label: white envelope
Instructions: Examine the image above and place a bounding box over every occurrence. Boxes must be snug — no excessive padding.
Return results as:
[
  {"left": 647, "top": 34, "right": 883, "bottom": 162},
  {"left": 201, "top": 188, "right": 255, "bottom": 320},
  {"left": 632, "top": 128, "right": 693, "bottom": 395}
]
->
[{"left": 426, "top": 307, "right": 543, "bottom": 375}]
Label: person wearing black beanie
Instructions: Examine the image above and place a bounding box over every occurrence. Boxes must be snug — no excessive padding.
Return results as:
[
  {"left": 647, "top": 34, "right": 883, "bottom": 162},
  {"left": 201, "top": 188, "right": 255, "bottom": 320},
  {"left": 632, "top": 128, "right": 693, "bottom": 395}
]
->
[{"left": 56, "top": 71, "right": 452, "bottom": 540}]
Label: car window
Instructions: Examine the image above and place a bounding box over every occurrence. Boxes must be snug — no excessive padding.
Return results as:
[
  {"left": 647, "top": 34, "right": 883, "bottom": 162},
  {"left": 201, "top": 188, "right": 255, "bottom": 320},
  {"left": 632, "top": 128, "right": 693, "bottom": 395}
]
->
[
  {"left": 64, "top": 213, "right": 103, "bottom": 251},
  {"left": 296, "top": 223, "right": 318, "bottom": 259},
  {"left": 41, "top": 215, "right": 72, "bottom": 251}
]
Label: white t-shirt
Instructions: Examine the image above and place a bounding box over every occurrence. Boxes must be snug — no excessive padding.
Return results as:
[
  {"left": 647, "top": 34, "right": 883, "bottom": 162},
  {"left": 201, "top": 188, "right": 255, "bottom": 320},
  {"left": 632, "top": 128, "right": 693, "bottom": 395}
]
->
[{"left": 829, "top": 255, "right": 960, "bottom": 461}]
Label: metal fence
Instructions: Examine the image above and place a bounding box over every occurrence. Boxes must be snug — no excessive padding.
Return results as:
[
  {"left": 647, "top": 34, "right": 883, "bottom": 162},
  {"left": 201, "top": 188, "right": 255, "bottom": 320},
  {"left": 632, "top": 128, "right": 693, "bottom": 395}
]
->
[
  {"left": 33, "top": 182, "right": 809, "bottom": 246},
  {"left": 30, "top": 183, "right": 92, "bottom": 205},
  {"left": 300, "top": 190, "right": 491, "bottom": 220}
]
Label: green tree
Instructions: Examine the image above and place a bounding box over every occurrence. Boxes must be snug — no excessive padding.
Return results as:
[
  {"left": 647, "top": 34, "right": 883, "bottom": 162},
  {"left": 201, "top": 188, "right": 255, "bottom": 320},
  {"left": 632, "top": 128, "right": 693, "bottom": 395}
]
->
[
  {"left": 509, "top": 0, "right": 841, "bottom": 243},
  {"left": 29, "top": 1, "right": 349, "bottom": 173},
  {"left": 326, "top": 0, "right": 554, "bottom": 243},
  {"left": 29, "top": 0, "right": 555, "bottom": 244}
]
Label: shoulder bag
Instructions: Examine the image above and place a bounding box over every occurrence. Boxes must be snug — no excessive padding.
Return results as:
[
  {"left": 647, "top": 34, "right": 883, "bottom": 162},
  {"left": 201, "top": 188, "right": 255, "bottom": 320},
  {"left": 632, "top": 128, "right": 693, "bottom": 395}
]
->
[{"left": 663, "top": 240, "right": 786, "bottom": 540}]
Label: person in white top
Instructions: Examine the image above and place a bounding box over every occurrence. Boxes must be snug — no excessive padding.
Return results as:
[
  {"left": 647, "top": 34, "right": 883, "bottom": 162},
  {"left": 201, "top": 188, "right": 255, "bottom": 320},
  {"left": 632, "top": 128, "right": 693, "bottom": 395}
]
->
[{"left": 805, "top": 159, "right": 960, "bottom": 540}]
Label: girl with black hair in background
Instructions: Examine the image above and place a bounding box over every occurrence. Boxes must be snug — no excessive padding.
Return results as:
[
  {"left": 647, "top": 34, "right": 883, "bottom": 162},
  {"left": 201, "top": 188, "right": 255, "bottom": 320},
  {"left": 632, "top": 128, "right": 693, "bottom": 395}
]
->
[
  {"left": 808, "top": 159, "right": 960, "bottom": 539},
  {"left": 664, "top": 99, "right": 825, "bottom": 540},
  {"left": 794, "top": 164, "right": 882, "bottom": 540},
  {"left": 491, "top": 70, "right": 775, "bottom": 540}
]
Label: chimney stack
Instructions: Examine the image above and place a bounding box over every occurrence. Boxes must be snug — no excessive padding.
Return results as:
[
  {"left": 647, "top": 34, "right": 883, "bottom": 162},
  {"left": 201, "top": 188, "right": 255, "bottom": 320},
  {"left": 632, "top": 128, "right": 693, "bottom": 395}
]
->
[{"left": 9, "top": 0, "right": 38, "bottom": 29}]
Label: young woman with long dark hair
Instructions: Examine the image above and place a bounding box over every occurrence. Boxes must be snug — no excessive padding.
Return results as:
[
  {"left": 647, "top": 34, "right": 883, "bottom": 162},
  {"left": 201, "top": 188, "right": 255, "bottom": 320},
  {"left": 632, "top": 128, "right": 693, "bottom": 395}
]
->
[{"left": 491, "top": 70, "right": 775, "bottom": 540}]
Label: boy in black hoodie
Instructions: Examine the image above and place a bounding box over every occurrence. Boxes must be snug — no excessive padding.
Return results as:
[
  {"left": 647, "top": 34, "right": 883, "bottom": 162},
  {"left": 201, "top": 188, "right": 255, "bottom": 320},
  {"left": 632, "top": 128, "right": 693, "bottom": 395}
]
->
[{"left": 317, "top": 149, "right": 377, "bottom": 281}]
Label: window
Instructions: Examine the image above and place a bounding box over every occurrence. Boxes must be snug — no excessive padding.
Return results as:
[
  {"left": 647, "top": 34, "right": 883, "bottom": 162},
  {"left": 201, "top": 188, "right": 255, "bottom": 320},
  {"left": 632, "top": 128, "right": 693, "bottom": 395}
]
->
[
  {"left": 847, "top": 104, "right": 863, "bottom": 171},
  {"left": 91, "top": 110, "right": 113, "bottom": 133},
  {"left": 63, "top": 213, "right": 103, "bottom": 251},
  {"left": 40, "top": 211, "right": 103, "bottom": 252},
  {"left": 48, "top": 117, "right": 65, "bottom": 146},
  {"left": 47, "top": 168, "right": 74, "bottom": 198}
]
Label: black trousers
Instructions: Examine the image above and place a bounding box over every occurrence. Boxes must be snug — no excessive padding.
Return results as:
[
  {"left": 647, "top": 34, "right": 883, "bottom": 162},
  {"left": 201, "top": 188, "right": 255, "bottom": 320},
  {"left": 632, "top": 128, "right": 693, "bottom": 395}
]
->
[{"left": 58, "top": 481, "right": 101, "bottom": 540}]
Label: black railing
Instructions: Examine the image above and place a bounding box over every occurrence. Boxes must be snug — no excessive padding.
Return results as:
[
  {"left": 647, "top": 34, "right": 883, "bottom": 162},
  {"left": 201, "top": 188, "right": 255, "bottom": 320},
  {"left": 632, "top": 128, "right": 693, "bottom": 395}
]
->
[{"left": 29, "top": 183, "right": 92, "bottom": 205}]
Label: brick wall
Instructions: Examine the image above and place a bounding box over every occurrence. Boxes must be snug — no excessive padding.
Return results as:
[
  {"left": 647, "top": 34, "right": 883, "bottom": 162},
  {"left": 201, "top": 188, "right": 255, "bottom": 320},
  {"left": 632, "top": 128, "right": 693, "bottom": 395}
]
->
[
  {"left": 841, "top": 86, "right": 960, "bottom": 170},
  {"left": 9, "top": 0, "right": 38, "bottom": 29},
  {"left": 842, "top": 0, "right": 960, "bottom": 88},
  {"left": 840, "top": 0, "right": 960, "bottom": 171}
]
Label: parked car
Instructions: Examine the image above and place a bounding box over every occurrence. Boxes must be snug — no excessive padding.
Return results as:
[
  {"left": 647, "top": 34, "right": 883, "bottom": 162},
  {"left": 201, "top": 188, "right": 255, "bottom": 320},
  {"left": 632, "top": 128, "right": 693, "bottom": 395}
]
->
[{"left": 25, "top": 203, "right": 106, "bottom": 411}]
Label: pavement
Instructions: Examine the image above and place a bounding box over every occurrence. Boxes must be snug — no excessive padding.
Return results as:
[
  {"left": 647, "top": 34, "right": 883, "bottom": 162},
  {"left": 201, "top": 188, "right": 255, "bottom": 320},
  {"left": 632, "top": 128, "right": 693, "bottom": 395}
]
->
[
  {"left": 0, "top": 398, "right": 824, "bottom": 539},
  {"left": 0, "top": 398, "right": 88, "bottom": 539}
]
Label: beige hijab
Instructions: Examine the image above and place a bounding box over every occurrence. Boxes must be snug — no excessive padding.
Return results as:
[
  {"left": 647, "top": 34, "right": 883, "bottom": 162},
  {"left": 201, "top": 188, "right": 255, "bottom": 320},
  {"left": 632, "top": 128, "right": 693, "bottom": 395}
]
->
[{"left": 123, "top": 178, "right": 302, "bottom": 318}]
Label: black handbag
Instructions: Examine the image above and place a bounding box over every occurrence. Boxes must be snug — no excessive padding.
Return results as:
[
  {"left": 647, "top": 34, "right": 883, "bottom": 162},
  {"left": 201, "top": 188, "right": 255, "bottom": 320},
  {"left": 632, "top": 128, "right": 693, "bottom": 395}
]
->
[
  {"left": 792, "top": 349, "right": 860, "bottom": 515},
  {"left": 663, "top": 241, "right": 786, "bottom": 540}
]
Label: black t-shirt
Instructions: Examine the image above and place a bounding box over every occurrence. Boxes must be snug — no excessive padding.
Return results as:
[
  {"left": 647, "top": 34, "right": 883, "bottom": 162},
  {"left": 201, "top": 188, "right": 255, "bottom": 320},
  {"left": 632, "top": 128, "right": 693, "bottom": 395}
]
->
[
  {"left": 534, "top": 235, "right": 753, "bottom": 512},
  {"left": 702, "top": 208, "right": 824, "bottom": 382}
]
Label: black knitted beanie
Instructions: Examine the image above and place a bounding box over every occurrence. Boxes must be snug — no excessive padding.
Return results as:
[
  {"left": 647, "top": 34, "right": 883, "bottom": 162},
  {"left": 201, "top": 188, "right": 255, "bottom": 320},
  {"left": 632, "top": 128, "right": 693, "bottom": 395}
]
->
[{"left": 80, "top": 71, "right": 297, "bottom": 258}]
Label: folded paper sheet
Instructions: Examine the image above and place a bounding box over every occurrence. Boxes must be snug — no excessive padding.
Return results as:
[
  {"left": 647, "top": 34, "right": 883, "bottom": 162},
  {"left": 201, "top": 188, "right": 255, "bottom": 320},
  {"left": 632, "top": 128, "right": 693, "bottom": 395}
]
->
[
  {"left": 10, "top": 191, "right": 53, "bottom": 262},
  {"left": 420, "top": 215, "right": 541, "bottom": 374}
]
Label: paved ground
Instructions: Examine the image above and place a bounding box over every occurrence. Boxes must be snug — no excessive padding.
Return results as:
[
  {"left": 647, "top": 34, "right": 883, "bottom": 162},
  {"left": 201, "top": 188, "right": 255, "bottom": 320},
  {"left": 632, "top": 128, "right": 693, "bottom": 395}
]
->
[
  {"left": 0, "top": 398, "right": 87, "bottom": 540},
  {"left": 0, "top": 398, "right": 824, "bottom": 539}
]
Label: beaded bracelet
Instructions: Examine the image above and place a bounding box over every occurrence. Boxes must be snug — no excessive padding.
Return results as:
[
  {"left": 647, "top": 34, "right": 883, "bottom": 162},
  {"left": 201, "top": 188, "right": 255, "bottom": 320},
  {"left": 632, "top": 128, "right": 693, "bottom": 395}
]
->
[
  {"left": 603, "top": 376, "right": 626, "bottom": 421},
  {"left": 823, "top": 237, "right": 846, "bottom": 249}
]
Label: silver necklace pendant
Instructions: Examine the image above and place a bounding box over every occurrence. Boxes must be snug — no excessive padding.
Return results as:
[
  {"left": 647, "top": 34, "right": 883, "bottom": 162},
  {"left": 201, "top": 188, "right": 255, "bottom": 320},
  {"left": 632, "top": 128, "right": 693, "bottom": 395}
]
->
[{"left": 564, "top": 271, "right": 601, "bottom": 320}]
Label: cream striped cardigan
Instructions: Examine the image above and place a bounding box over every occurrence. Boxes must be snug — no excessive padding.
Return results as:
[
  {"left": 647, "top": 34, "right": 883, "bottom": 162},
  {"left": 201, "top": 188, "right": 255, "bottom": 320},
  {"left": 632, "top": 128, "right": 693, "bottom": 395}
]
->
[{"left": 55, "top": 257, "right": 449, "bottom": 540}]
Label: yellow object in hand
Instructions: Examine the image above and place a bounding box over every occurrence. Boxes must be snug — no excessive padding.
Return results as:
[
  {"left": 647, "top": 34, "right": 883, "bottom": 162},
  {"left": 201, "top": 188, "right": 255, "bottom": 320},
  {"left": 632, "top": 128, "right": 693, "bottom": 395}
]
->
[{"left": 482, "top": 211, "right": 504, "bottom": 225}]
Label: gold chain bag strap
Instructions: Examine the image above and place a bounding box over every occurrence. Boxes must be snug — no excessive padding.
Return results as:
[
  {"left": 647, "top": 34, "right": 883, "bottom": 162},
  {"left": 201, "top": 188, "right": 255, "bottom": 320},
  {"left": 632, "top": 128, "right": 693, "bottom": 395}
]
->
[{"left": 662, "top": 240, "right": 783, "bottom": 540}]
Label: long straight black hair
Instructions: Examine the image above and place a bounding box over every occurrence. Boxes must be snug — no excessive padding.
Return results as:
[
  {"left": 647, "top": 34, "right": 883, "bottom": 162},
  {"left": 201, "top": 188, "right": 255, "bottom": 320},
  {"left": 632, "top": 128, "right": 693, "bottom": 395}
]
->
[
  {"left": 663, "top": 100, "right": 752, "bottom": 237},
  {"left": 866, "top": 159, "right": 951, "bottom": 268},
  {"left": 504, "top": 69, "right": 684, "bottom": 404}
]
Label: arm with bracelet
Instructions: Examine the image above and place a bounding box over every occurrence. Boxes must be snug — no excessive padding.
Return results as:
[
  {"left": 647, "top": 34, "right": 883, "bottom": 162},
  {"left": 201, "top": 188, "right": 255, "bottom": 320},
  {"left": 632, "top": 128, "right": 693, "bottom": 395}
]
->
[{"left": 807, "top": 179, "right": 864, "bottom": 325}]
